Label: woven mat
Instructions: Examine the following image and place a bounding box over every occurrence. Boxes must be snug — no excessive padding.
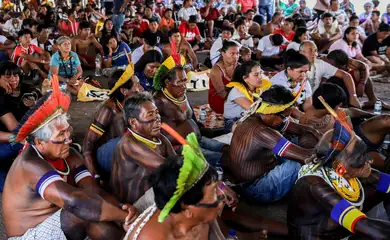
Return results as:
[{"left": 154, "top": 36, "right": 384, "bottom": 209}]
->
[{"left": 193, "top": 104, "right": 224, "bottom": 129}]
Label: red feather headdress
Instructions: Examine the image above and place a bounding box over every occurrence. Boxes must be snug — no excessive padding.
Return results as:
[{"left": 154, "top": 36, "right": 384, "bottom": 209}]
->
[{"left": 14, "top": 75, "right": 71, "bottom": 142}]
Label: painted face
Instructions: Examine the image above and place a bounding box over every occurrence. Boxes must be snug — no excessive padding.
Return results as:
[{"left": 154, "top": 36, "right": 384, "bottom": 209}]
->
[
  {"left": 1, "top": 72, "right": 19, "bottom": 90},
  {"left": 59, "top": 39, "right": 72, "bottom": 53},
  {"left": 287, "top": 64, "right": 310, "bottom": 83},
  {"left": 346, "top": 29, "right": 359, "bottom": 43},
  {"left": 244, "top": 65, "right": 264, "bottom": 89},
  {"left": 42, "top": 122, "right": 73, "bottom": 160},
  {"left": 144, "top": 62, "right": 161, "bottom": 78},
  {"left": 166, "top": 68, "right": 187, "bottom": 98},
  {"left": 221, "top": 46, "right": 239, "bottom": 66},
  {"left": 134, "top": 101, "right": 162, "bottom": 138}
]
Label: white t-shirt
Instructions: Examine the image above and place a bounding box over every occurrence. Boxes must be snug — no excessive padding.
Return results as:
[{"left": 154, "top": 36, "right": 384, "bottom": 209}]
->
[
  {"left": 131, "top": 45, "right": 162, "bottom": 65},
  {"left": 0, "top": 35, "right": 8, "bottom": 44},
  {"left": 286, "top": 41, "right": 300, "bottom": 51},
  {"left": 257, "top": 35, "right": 286, "bottom": 57},
  {"left": 31, "top": 38, "right": 54, "bottom": 52},
  {"left": 307, "top": 59, "right": 338, "bottom": 92},
  {"left": 2, "top": 19, "right": 23, "bottom": 37},
  {"left": 270, "top": 70, "right": 312, "bottom": 105},
  {"left": 210, "top": 37, "right": 223, "bottom": 65},
  {"left": 178, "top": 7, "right": 198, "bottom": 22}
]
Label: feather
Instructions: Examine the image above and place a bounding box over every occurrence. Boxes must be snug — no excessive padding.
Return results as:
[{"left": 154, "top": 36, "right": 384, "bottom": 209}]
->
[{"left": 170, "top": 40, "right": 181, "bottom": 65}]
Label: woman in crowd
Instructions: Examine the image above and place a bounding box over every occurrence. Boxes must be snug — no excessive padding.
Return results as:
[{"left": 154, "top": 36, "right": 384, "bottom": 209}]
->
[
  {"left": 280, "top": 0, "right": 299, "bottom": 17},
  {"left": 209, "top": 40, "right": 240, "bottom": 114},
  {"left": 286, "top": 27, "right": 308, "bottom": 51},
  {"left": 224, "top": 60, "right": 271, "bottom": 132},
  {"left": 99, "top": 18, "right": 118, "bottom": 40},
  {"left": 344, "top": 15, "right": 366, "bottom": 47},
  {"left": 134, "top": 50, "right": 163, "bottom": 92},
  {"left": 178, "top": 0, "right": 198, "bottom": 22},
  {"left": 102, "top": 35, "right": 132, "bottom": 68},
  {"left": 49, "top": 36, "right": 83, "bottom": 95}
]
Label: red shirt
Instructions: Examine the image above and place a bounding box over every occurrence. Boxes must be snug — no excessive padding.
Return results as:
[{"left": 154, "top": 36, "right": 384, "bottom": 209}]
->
[
  {"left": 200, "top": 7, "right": 220, "bottom": 21},
  {"left": 237, "top": 0, "right": 256, "bottom": 13},
  {"left": 178, "top": 22, "right": 200, "bottom": 44},
  {"left": 273, "top": 28, "right": 294, "bottom": 50},
  {"left": 11, "top": 44, "right": 42, "bottom": 66}
]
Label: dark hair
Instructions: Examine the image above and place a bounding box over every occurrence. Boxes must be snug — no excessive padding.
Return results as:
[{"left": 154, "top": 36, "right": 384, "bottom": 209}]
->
[
  {"left": 168, "top": 28, "right": 180, "bottom": 37},
  {"left": 292, "top": 27, "right": 307, "bottom": 43},
  {"left": 372, "top": 10, "right": 380, "bottom": 17},
  {"left": 123, "top": 92, "right": 154, "bottom": 122},
  {"left": 271, "top": 11, "right": 282, "bottom": 22},
  {"left": 284, "top": 17, "right": 295, "bottom": 28},
  {"left": 329, "top": 0, "right": 338, "bottom": 5},
  {"left": 37, "top": 24, "right": 49, "bottom": 33},
  {"left": 245, "top": 9, "right": 255, "bottom": 15},
  {"left": 221, "top": 40, "right": 239, "bottom": 53},
  {"left": 379, "top": 23, "right": 390, "bottom": 32},
  {"left": 312, "top": 83, "right": 347, "bottom": 109},
  {"left": 284, "top": 49, "right": 310, "bottom": 69},
  {"left": 261, "top": 85, "right": 295, "bottom": 105},
  {"left": 0, "top": 61, "right": 21, "bottom": 77},
  {"left": 221, "top": 26, "right": 234, "bottom": 36},
  {"left": 230, "top": 60, "right": 261, "bottom": 90},
  {"left": 271, "top": 34, "right": 284, "bottom": 46},
  {"left": 134, "top": 50, "right": 163, "bottom": 73},
  {"left": 321, "top": 12, "right": 333, "bottom": 19},
  {"left": 143, "top": 30, "right": 158, "bottom": 46},
  {"left": 161, "top": 65, "right": 185, "bottom": 88},
  {"left": 234, "top": 17, "right": 246, "bottom": 29},
  {"left": 18, "top": 29, "right": 33, "bottom": 38},
  {"left": 343, "top": 26, "right": 358, "bottom": 48},
  {"left": 344, "top": 9, "right": 352, "bottom": 16},
  {"left": 327, "top": 49, "right": 349, "bottom": 68},
  {"left": 102, "top": 18, "right": 117, "bottom": 37},
  {"left": 349, "top": 14, "right": 359, "bottom": 22},
  {"left": 188, "top": 15, "right": 197, "bottom": 24},
  {"left": 108, "top": 70, "right": 135, "bottom": 101},
  {"left": 253, "top": 14, "right": 266, "bottom": 25},
  {"left": 152, "top": 155, "right": 218, "bottom": 213},
  {"left": 294, "top": 19, "right": 307, "bottom": 29},
  {"left": 149, "top": 17, "right": 159, "bottom": 24},
  {"left": 79, "top": 21, "right": 91, "bottom": 30}
]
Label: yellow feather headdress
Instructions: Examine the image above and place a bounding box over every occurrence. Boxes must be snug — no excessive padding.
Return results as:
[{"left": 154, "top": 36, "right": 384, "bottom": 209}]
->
[{"left": 108, "top": 63, "right": 134, "bottom": 96}]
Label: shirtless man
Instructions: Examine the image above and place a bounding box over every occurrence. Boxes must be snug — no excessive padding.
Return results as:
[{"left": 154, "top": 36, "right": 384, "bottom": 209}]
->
[
  {"left": 288, "top": 105, "right": 390, "bottom": 240},
  {"left": 109, "top": 92, "right": 176, "bottom": 204},
  {"left": 71, "top": 21, "right": 104, "bottom": 68},
  {"left": 3, "top": 77, "right": 137, "bottom": 239},
  {"left": 153, "top": 62, "right": 227, "bottom": 166},
  {"left": 311, "top": 12, "right": 342, "bottom": 54},
  {"left": 162, "top": 28, "right": 199, "bottom": 71},
  {"left": 226, "top": 85, "right": 321, "bottom": 205},
  {"left": 83, "top": 65, "right": 144, "bottom": 178}
]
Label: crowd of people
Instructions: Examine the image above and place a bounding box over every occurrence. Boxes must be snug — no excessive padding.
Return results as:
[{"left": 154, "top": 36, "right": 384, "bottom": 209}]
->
[{"left": 1, "top": 0, "right": 390, "bottom": 239}]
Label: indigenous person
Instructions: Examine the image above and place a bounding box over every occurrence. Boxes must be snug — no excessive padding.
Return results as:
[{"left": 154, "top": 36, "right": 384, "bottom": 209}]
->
[
  {"left": 58, "top": 9, "right": 79, "bottom": 37},
  {"left": 3, "top": 76, "right": 137, "bottom": 239},
  {"left": 233, "top": 17, "right": 254, "bottom": 50},
  {"left": 361, "top": 10, "right": 381, "bottom": 36},
  {"left": 159, "top": 8, "right": 175, "bottom": 32},
  {"left": 71, "top": 21, "right": 104, "bottom": 68},
  {"left": 273, "top": 17, "right": 295, "bottom": 43},
  {"left": 299, "top": 40, "right": 360, "bottom": 108},
  {"left": 162, "top": 28, "right": 199, "bottom": 71},
  {"left": 134, "top": 50, "right": 163, "bottom": 92},
  {"left": 224, "top": 61, "right": 271, "bottom": 132},
  {"left": 226, "top": 85, "right": 320, "bottom": 205},
  {"left": 362, "top": 23, "right": 390, "bottom": 73},
  {"left": 131, "top": 31, "right": 162, "bottom": 65},
  {"left": 311, "top": 13, "right": 342, "bottom": 54},
  {"left": 178, "top": 15, "right": 202, "bottom": 52},
  {"left": 102, "top": 35, "right": 132, "bottom": 68},
  {"left": 345, "top": 15, "right": 367, "bottom": 47},
  {"left": 109, "top": 92, "right": 176, "bottom": 204},
  {"left": 209, "top": 40, "right": 239, "bottom": 114},
  {"left": 49, "top": 36, "right": 83, "bottom": 96},
  {"left": 286, "top": 27, "right": 308, "bottom": 51},
  {"left": 200, "top": 0, "right": 220, "bottom": 39},
  {"left": 256, "top": 33, "right": 286, "bottom": 70},
  {"left": 382, "top": 4, "right": 390, "bottom": 24},
  {"left": 11, "top": 29, "right": 50, "bottom": 79},
  {"left": 288, "top": 99, "right": 390, "bottom": 240},
  {"left": 31, "top": 24, "right": 55, "bottom": 55},
  {"left": 83, "top": 65, "right": 144, "bottom": 178},
  {"left": 153, "top": 49, "right": 227, "bottom": 166}
]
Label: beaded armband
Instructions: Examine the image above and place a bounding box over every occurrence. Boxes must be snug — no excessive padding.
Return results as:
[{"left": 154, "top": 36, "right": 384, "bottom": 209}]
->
[
  {"left": 272, "top": 137, "right": 292, "bottom": 157},
  {"left": 330, "top": 199, "right": 366, "bottom": 233}
]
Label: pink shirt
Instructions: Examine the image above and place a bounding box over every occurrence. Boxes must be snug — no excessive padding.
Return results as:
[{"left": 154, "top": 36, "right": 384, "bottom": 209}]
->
[
  {"left": 237, "top": 0, "right": 256, "bottom": 13},
  {"left": 329, "top": 39, "right": 363, "bottom": 59}
]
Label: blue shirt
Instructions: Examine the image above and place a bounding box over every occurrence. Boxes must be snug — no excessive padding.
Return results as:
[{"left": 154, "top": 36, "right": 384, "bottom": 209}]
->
[
  {"left": 49, "top": 51, "right": 81, "bottom": 79},
  {"left": 135, "top": 71, "right": 153, "bottom": 92},
  {"left": 104, "top": 42, "right": 131, "bottom": 67},
  {"left": 113, "top": 0, "right": 124, "bottom": 14}
]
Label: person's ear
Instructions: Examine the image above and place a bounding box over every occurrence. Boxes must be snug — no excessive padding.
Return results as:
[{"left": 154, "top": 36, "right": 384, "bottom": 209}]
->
[
  {"left": 120, "top": 88, "right": 128, "bottom": 96},
  {"left": 128, "top": 118, "right": 138, "bottom": 129},
  {"left": 182, "top": 204, "right": 194, "bottom": 219}
]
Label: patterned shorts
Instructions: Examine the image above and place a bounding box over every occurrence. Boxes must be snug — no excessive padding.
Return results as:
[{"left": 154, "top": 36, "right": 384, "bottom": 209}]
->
[{"left": 8, "top": 210, "right": 67, "bottom": 240}]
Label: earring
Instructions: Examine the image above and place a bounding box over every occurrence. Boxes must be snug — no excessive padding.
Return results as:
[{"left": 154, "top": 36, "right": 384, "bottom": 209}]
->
[{"left": 334, "top": 161, "right": 347, "bottom": 176}]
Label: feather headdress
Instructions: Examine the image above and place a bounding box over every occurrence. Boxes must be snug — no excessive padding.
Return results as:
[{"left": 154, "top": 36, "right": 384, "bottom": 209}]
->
[
  {"left": 153, "top": 40, "right": 186, "bottom": 91},
  {"left": 13, "top": 75, "right": 71, "bottom": 142},
  {"left": 108, "top": 63, "right": 134, "bottom": 96},
  {"left": 158, "top": 123, "right": 209, "bottom": 223}
]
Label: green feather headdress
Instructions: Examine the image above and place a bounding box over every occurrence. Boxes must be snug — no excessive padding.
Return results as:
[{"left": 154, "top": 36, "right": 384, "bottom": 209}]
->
[
  {"left": 158, "top": 123, "right": 209, "bottom": 223},
  {"left": 153, "top": 40, "right": 186, "bottom": 91}
]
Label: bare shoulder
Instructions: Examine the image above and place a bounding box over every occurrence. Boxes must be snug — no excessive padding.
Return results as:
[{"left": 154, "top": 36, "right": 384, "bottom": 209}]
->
[{"left": 66, "top": 147, "right": 85, "bottom": 169}]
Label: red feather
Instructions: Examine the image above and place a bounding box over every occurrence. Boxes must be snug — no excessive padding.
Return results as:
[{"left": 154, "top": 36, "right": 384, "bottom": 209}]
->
[{"left": 170, "top": 40, "right": 181, "bottom": 65}]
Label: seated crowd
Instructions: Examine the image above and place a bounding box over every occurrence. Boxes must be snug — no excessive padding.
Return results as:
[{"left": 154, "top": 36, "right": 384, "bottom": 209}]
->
[{"left": 2, "top": 0, "right": 390, "bottom": 239}]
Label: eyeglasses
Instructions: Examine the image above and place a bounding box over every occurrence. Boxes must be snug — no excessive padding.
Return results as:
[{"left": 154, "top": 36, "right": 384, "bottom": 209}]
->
[
  {"left": 50, "top": 126, "right": 73, "bottom": 145},
  {"left": 194, "top": 194, "right": 225, "bottom": 209}
]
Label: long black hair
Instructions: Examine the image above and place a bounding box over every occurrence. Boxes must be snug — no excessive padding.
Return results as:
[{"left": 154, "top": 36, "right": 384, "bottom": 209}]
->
[
  {"left": 217, "top": 40, "right": 240, "bottom": 63},
  {"left": 292, "top": 27, "right": 307, "bottom": 43},
  {"left": 284, "top": 49, "right": 310, "bottom": 70},
  {"left": 343, "top": 26, "right": 358, "bottom": 48}
]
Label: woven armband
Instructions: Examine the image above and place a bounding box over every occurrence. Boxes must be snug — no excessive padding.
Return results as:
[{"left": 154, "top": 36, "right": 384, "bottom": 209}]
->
[
  {"left": 89, "top": 120, "right": 105, "bottom": 136},
  {"left": 330, "top": 199, "right": 366, "bottom": 233},
  {"left": 272, "top": 137, "right": 292, "bottom": 157},
  {"left": 74, "top": 165, "right": 93, "bottom": 184},
  {"left": 36, "top": 171, "right": 64, "bottom": 200},
  {"left": 376, "top": 172, "right": 390, "bottom": 193}
]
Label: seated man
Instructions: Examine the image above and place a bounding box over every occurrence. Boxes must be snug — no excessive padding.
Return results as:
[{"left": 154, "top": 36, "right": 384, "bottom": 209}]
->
[
  {"left": 311, "top": 13, "right": 342, "bottom": 54},
  {"left": 131, "top": 30, "right": 162, "bottom": 65},
  {"left": 83, "top": 64, "right": 144, "bottom": 178},
  {"left": 109, "top": 92, "right": 176, "bottom": 204},
  {"left": 31, "top": 24, "right": 55, "bottom": 56},
  {"left": 0, "top": 34, "right": 16, "bottom": 61},
  {"left": 153, "top": 51, "right": 227, "bottom": 166},
  {"left": 273, "top": 17, "right": 295, "bottom": 44},
  {"left": 178, "top": 15, "right": 202, "bottom": 52},
  {"left": 200, "top": 0, "right": 221, "bottom": 39},
  {"left": 3, "top": 76, "right": 137, "bottom": 239},
  {"left": 226, "top": 85, "right": 320, "bottom": 204},
  {"left": 362, "top": 23, "right": 390, "bottom": 73},
  {"left": 162, "top": 28, "right": 199, "bottom": 71},
  {"left": 233, "top": 17, "right": 254, "bottom": 50},
  {"left": 256, "top": 33, "right": 286, "bottom": 70},
  {"left": 11, "top": 29, "right": 50, "bottom": 79},
  {"left": 288, "top": 101, "right": 390, "bottom": 240},
  {"left": 361, "top": 10, "right": 381, "bottom": 36},
  {"left": 71, "top": 21, "right": 104, "bottom": 69}
]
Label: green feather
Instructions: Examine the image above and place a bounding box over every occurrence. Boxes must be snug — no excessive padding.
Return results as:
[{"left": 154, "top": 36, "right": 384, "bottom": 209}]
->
[{"left": 153, "top": 65, "right": 169, "bottom": 91}]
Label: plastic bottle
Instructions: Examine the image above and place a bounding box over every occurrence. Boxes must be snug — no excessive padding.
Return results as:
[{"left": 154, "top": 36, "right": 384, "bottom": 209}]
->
[
  {"left": 215, "top": 163, "right": 223, "bottom": 181},
  {"left": 95, "top": 54, "right": 102, "bottom": 76},
  {"left": 374, "top": 100, "right": 382, "bottom": 115},
  {"left": 199, "top": 106, "right": 207, "bottom": 121},
  {"left": 226, "top": 229, "right": 239, "bottom": 240}
]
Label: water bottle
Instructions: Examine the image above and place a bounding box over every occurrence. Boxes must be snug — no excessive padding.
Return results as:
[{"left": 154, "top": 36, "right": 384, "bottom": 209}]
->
[
  {"left": 199, "top": 107, "right": 207, "bottom": 121},
  {"left": 374, "top": 100, "right": 382, "bottom": 115},
  {"left": 95, "top": 54, "right": 102, "bottom": 76},
  {"left": 226, "top": 229, "right": 239, "bottom": 240},
  {"left": 215, "top": 163, "right": 223, "bottom": 181}
]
